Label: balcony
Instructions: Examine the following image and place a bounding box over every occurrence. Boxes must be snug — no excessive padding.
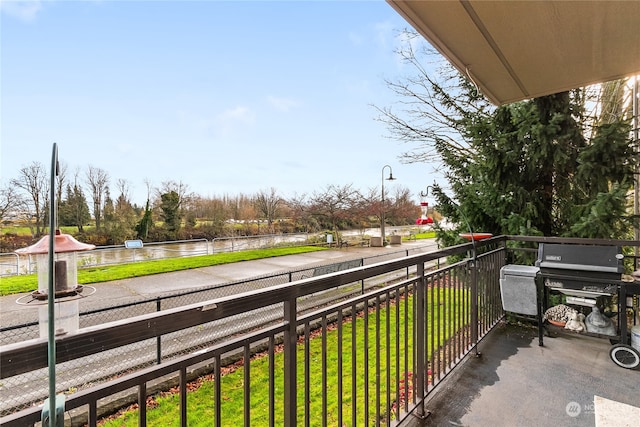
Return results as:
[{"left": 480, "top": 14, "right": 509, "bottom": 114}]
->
[{"left": 1, "top": 236, "right": 639, "bottom": 426}]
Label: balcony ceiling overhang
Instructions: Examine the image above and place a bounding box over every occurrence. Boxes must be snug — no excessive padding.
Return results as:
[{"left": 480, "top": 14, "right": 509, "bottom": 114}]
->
[{"left": 387, "top": 1, "right": 640, "bottom": 106}]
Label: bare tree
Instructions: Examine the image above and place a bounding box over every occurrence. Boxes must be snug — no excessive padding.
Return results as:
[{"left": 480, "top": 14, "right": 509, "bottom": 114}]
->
[
  {"left": 143, "top": 178, "right": 153, "bottom": 203},
  {"left": 85, "top": 165, "right": 110, "bottom": 230},
  {"left": 10, "top": 161, "right": 49, "bottom": 236},
  {"left": 189, "top": 195, "right": 229, "bottom": 235},
  {"left": 224, "top": 194, "right": 252, "bottom": 221},
  {"left": 115, "top": 179, "right": 132, "bottom": 204},
  {"left": 156, "top": 180, "right": 191, "bottom": 208},
  {"left": 389, "top": 186, "right": 420, "bottom": 225},
  {"left": 253, "top": 188, "right": 282, "bottom": 233},
  {"left": 286, "top": 192, "right": 315, "bottom": 232},
  {"left": 0, "top": 184, "right": 26, "bottom": 222},
  {"left": 354, "top": 187, "right": 381, "bottom": 232},
  {"left": 307, "top": 184, "right": 361, "bottom": 237},
  {"left": 56, "top": 160, "right": 68, "bottom": 207}
]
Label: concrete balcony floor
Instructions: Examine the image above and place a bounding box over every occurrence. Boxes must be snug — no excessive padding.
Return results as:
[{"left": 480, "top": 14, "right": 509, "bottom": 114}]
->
[{"left": 406, "top": 321, "right": 640, "bottom": 427}]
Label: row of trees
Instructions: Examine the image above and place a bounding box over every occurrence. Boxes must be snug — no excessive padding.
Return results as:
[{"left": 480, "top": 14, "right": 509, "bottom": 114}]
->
[
  {"left": 1, "top": 162, "right": 422, "bottom": 250},
  {"left": 376, "top": 31, "right": 638, "bottom": 246}
]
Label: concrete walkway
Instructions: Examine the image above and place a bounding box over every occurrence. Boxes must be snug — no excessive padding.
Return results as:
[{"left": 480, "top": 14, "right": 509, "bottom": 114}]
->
[{"left": 405, "top": 321, "right": 640, "bottom": 427}]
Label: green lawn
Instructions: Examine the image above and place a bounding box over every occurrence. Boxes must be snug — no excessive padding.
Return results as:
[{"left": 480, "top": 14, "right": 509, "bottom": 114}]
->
[
  {"left": 101, "top": 287, "right": 467, "bottom": 426},
  {"left": 411, "top": 231, "right": 436, "bottom": 240},
  {"left": 0, "top": 246, "right": 327, "bottom": 296},
  {"left": 2, "top": 232, "right": 436, "bottom": 296}
]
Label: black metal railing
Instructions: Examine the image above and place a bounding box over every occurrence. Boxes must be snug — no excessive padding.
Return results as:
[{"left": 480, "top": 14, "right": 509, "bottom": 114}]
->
[
  {"left": 4, "top": 236, "right": 640, "bottom": 426},
  {"left": 1, "top": 237, "right": 504, "bottom": 426},
  {"left": 13, "top": 235, "right": 640, "bottom": 427},
  {"left": 0, "top": 245, "right": 445, "bottom": 417}
]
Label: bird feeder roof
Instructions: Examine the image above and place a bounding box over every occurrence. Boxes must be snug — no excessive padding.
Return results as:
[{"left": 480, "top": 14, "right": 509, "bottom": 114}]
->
[{"left": 15, "top": 230, "right": 95, "bottom": 255}]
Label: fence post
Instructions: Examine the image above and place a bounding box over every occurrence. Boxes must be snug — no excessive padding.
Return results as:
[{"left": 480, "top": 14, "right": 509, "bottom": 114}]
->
[
  {"left": 283, "top": 297, "right": 297, "bottom": 427},
  {"left": 156, "top": 298, "right": 162, "bottom": 364},
  {"left": 361, "top": 258, "right": 365, "bottom": 294},
  {"left": 470, "top": 257, "right": 480, "bottom": 356},
  {"left": 415, "top": 261, "right": 427, "bottom": 418},
  {"left": 406, "top": 250, "right": 410, "bottom": 279}
]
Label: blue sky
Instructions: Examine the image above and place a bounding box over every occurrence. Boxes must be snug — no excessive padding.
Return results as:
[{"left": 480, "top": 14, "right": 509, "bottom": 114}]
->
[{"left": 1, "top": 0, "right": 442, "bottom": 205}]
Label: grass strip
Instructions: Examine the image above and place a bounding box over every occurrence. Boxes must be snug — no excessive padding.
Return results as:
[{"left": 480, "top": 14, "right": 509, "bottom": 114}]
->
[
  {"left": 101, "top": 287, "right": 467, "bottom": 426},
  {"left": 1, "top": 233, "right": 436, "bottom": 296},
  {"left": 0, "top": 246, "right": 327, "bottom": 296}
]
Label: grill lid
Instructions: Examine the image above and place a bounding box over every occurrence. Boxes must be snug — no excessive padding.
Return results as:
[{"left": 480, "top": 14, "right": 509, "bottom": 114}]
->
[{"left": 535, "top": 244, "right": 624, "bottom": 274}]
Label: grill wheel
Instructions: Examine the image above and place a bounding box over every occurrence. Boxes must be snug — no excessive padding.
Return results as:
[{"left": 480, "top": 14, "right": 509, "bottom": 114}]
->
[{"left": 609, "top": 343, "right": 640, "bottom": 370}]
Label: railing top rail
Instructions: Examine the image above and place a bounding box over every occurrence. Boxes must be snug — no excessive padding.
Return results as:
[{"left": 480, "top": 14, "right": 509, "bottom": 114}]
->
[{"left": 507, "top": 235, "right": 640, "bottom": 247}]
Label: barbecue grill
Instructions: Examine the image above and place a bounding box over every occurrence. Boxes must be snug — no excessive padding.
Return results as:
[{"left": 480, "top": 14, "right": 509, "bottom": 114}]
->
[
  {"left": 536, "top": 243, "right": 623, "bottom": 299},
  {"left": 535, "top": 243, "right": 640, "bottom": 369}
]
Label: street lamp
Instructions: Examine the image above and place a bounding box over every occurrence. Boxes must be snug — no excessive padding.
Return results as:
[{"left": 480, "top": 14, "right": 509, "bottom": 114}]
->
[{"left": 380, "top": 164, "right": 396, "bottom": 246}]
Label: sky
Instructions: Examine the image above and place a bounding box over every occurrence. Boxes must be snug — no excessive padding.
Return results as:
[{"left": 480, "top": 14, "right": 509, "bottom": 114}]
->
[{"left": 1, "top": 0, "right": 443, "bottom": 206}]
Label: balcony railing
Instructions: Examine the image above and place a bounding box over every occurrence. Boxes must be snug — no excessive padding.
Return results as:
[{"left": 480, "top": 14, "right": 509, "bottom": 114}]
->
[{"left": 2, "top": 236, "right": 637, "bottom": 426}]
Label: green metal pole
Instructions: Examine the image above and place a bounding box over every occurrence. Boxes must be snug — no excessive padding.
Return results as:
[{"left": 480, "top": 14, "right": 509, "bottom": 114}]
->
[{"left": 47, "top": 143, "right": 58, "bottom": 427}]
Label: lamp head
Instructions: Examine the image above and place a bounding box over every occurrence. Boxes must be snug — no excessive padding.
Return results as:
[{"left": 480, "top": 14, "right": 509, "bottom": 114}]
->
[{"left": 387, "top": 172, "right": 395, "bottom": 181}]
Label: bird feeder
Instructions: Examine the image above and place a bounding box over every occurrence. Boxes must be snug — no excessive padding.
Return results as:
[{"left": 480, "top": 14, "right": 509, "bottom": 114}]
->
[
  {"left": 416, "top": 201, "right": 434, "bottom": 225},
  {"left": 16, "top": 230, "right": 95, "bottom": 337},
  {"left": 459, "top": 232, "right": 493, "bottom": 241}
]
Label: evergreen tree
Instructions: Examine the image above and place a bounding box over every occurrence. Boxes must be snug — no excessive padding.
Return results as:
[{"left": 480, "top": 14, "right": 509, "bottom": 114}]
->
[
  {"left": 59, "top": 184, "right": 91, "bottom": 232},
  {"left": 102, "top": 187, "right": 115, "bottom": 228},
  {"left": 160, "top": 190, "right": 182, "bottom": 235},
  {"left": 431, "top": 90, "right": 634, "bottom": 241},
  {"left": 101, "top": 187, "right": 136, "bottom": 244},
  {"left": 135, "top": 199, "right": 153, "bottom": 240},
  {"left": 378, "top": 34, "right": 636, "bottom": 241},
  {"left": 114, "top": 191, "right": 139, "bottom": 238}
]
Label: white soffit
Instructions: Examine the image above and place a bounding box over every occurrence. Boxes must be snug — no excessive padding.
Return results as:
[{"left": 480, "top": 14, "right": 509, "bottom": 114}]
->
[{"left": 387, "top": 1, "right": 640, "bottom": 105}]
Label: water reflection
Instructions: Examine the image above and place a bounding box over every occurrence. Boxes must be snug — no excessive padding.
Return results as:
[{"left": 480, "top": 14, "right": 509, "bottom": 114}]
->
[{"left": 12, "top": 233, "right": 312, "bottom": 275}]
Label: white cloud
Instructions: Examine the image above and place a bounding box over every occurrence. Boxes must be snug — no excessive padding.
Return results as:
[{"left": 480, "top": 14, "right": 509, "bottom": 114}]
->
[
  {"left": 345, "top": 78, "right": 373, "bottom": 97},
  {"left": 217, "top": 106, "right": 254, "bottom": 124},
  {"left": 374, "top": 21, "right": 394, "bottom": 49},
  {"left": 116, "top": 142, "right": 134, "bottom": 155},
  {"left": 267, "top": 96, "right": 298, "bottom": 112},
  {"left": 177, "top": 109, "right": 214, "bottom": 134},
  {"left": 213, "top": 106, "right": 255, "bottom": 136},
  {"left": 0, "top": 0, "right": 44, "bottom": 23}
]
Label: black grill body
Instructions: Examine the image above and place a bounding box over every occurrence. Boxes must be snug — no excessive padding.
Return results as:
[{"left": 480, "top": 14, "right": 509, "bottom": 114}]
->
[
  {"left": 535, "top": 243, "right": 623, "bottom": 295},
  {"left": 534, "top": 243, "right": 640, "bottom": 368}
]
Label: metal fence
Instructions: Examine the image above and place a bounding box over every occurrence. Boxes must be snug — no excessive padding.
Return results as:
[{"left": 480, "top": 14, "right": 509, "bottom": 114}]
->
[
  {"left": 0, "top": 243, "right": 441, "bottom": 416},
  {"left": 3, "top": 236, "right": 639, "bottom": 426},
  {"left": 0, "top": 243, "right": 439, "bottom": 334},
  {"left": 0, "top": 228, "right": 421, "bottom": 277},
  {"left": 1, "top": 233, "right": 315, "bottom": 276},
  {"left": 211, "top": 233, "right": 311, "bottom": 253},
  {"left": 0, "top": 253, "right": 19, "bottom": 276},
  {"left": 0, "top": 237, "right": 502, "bottom": 426}
]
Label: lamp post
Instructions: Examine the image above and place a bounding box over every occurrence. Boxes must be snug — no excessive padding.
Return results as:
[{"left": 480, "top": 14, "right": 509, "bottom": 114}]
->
[{"left": 380, "top": 165, "right": 395, "bottom": 246}]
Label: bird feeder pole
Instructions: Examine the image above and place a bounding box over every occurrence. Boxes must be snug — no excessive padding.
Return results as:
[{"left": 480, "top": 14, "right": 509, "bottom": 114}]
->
[{"left": 47, "top": 142, "right": 59, "bottom": 426}]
